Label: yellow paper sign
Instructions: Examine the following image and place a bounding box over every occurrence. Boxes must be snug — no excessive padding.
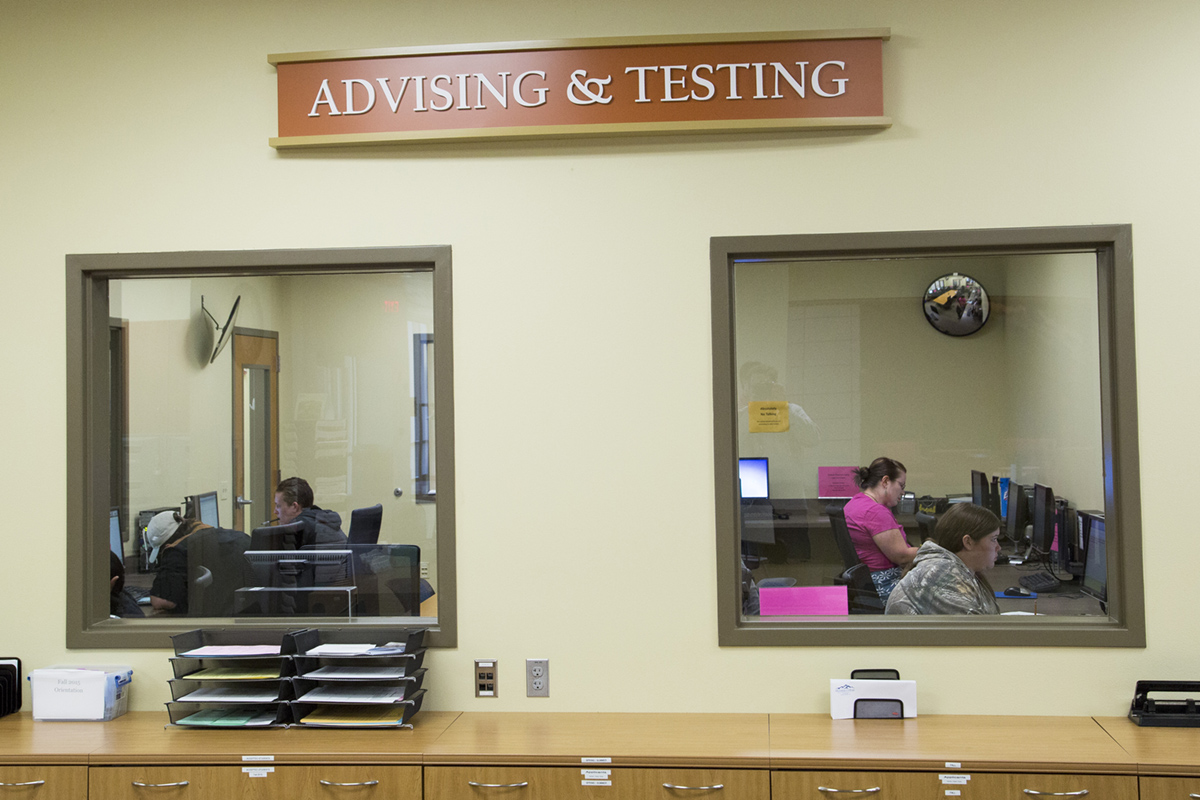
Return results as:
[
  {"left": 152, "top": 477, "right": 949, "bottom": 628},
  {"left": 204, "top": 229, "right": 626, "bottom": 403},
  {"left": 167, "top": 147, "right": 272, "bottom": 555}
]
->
[{"left": 749, "top": 401, "right": 790, "bottom": 433}]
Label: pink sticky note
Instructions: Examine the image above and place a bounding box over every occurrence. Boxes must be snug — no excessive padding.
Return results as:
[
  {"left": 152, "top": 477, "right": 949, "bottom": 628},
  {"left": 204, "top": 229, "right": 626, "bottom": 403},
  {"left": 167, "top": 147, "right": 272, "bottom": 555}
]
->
[
  {"left": 818, "top": 466, "right": 859, "bottom": 498},
  {"left": 759, "top": 585, "right": 850, "bottom": 616}
]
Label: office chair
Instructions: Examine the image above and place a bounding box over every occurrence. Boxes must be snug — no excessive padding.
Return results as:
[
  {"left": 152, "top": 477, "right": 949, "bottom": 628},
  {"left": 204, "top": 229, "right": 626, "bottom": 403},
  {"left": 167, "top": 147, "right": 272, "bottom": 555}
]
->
[
  {"left": 915, "top": 512, "right": 938, "bottom": 542},
  {"left": 190, "top": 566, "right": 213, "bottom": 616},
  {"left": 348, "top": 503, "right": 383, "bottom": 545},
  {"left": 826, "top": 503, "right": 886, "bottom": 614}
]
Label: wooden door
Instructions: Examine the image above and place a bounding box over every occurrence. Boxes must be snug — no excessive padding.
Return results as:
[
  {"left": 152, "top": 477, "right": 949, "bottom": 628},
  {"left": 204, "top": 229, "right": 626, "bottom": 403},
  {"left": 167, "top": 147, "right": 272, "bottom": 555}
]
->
[{"left": 232, "top": 330, "right": 280, "bottom": 533}]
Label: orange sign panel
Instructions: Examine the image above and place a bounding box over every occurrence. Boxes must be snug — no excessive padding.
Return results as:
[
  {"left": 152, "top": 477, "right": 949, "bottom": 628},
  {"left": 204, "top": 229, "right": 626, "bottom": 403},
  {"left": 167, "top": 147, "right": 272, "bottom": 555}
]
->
[{"left": 270, "top": 31, "right": 889, "bottom": 147}]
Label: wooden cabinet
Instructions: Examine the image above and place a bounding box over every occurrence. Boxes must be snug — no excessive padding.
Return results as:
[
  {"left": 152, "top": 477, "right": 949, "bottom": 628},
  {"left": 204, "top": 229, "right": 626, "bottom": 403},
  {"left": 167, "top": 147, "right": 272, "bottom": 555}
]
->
[
  {"left": 0, "top": 765, "right": 87, "bottom": 799},
  {"left": 90, "top": 765, "right": 421, "bottom": 800},
  {"left": 1140, "top": 777, "right": 1200, "bottom": 800},
  {"left": 773, "top": 770, "right": 1137, "bottom": 800},
  {"left": 427, "top": 766, "right": 768, "bottom": 800}
]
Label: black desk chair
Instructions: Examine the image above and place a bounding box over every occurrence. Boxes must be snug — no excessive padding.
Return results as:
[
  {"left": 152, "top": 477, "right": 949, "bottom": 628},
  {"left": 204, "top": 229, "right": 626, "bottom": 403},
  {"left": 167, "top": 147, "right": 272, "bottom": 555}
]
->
[
  {"left": 825, "top": 502, "right": 885, "bottom": 614},
  {"left": 348, "top": 503, "right": 383, "bottom": 545},
  {"left": 915, "top": 512, "right": 938, "bottom": 542}
]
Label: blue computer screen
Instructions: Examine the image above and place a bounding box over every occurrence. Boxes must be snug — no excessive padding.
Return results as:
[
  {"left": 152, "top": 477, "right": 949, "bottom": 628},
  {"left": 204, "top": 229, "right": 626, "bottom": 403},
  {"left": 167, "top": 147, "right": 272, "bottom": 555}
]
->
[
  {"left": 109, "top": 508, "right": 122, "bottom": 562},
  {"left": 197, "top": 491, "right": 219, "bottom": 527},
  {"left": 738, "top": 457, "right": 769, "bottom": 499}
]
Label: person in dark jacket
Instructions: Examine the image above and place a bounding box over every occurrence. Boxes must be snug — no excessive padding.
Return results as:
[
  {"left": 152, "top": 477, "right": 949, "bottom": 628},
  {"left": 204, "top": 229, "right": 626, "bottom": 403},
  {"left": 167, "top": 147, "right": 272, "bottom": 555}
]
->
[
  {"left": 274, "top": 476, "right": 348, "bottom": 548},
  {"left": 144, "top": 510, "right": 254, "bottom": 615}
]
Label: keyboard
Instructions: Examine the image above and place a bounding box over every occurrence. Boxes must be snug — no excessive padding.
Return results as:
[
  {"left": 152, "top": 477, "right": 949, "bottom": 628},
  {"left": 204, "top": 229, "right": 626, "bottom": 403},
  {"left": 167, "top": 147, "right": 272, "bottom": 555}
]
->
[{"left": 1019, "top": 571, "right": 1061, "bottom": 593}]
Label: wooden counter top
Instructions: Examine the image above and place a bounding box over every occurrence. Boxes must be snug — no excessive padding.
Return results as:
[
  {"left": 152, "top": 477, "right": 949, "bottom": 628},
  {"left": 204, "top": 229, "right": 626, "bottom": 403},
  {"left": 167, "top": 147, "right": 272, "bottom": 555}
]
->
[
  {"left": 1, "top": 711, "right": 460, "bottom": 766},
  {"left": 424, "top": 712, "right": 772, "bottom": 768},
  {"left": 1095, "top": 716, "right": 1200, "bottom": 776},
  {"left": 0, "top": 714, "right": 113, "bottom": 764},
  {"left": 769, "top": 714, "right": 1137, "bottom": 774}
]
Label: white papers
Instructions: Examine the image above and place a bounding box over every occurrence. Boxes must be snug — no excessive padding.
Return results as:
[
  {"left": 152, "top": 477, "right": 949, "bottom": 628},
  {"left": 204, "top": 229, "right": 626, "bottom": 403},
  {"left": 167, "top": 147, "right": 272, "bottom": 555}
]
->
[
  {"left": 178, "top": 686, "right": 281, "bottom": 703},
  {"left": 296, "top": 684, "right": 408, "bottom": 704},
  {"left": 180, "top": 645, "right": 281, "bottom": 658},
  {"left": 305, "top": 643, "right": 376, "bottom": 657},
  {"left": 300, "top": 665, "right": 407, "bottom": 680}
]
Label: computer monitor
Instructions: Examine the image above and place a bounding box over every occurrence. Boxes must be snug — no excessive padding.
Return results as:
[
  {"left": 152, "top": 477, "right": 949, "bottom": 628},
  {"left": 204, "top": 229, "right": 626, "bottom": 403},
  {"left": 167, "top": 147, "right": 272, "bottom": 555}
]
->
[
  {"left": 1030, "top": 483, "right": 1056, "bottom": 555},
  {"left": 109, "top": 508, "right": 123, "bottom": 563},
  {"left": 250, "top": 521, "right": 304, "bottom": 551},
  {"left": 1004, "top": 482, "right": 1028, "bottom": 545},
  {"left": 1080, "top": 514, "right": 1107, "bottom": 604},
  {"left": 738, "top": 457, "right": 769, "bottom": 500},
  {"left": 987, "top": 475, "right": 1003, "bottom": 519},
  {"left": 196, "top": 491, "right": 219, "bottom": 527},
  {"left": 970, "top": 470, "right": 989, "bottom": 508}
]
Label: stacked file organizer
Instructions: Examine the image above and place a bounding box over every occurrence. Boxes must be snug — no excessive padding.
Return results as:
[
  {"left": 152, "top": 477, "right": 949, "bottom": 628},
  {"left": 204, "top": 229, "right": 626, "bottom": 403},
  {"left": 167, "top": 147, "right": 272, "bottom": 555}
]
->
[
  {"left": 166, "top": 628, "right": 296, "bottom": 728},
  {"left": 286, "top": 628, "right": 426, "bottom": 728}
]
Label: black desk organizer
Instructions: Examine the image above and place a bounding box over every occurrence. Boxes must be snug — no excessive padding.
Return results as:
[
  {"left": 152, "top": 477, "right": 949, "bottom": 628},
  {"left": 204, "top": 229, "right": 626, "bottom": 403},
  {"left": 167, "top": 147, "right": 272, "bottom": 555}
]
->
[
  {"left": 166, "top": 628, "right": 305, "bottom": 728},
  {"left": 1129, "top": 680, "right": 1200, "bottom": 727},
  {"left": 285, "top": 628, "right": 426, "bottom": 728}
]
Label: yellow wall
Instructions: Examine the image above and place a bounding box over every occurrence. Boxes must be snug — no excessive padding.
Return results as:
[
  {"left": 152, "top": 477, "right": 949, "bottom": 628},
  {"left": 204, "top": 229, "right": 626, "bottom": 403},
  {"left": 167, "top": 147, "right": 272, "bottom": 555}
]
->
[{"left": 2, "top": 0, "right": 1192, "bottom": 716}]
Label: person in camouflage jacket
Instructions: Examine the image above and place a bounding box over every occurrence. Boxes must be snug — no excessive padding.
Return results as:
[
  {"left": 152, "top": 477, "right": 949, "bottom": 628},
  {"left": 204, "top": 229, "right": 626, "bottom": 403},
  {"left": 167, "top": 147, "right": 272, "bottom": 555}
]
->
[{"left": 885, "top": 503, "right": 1002, "bottom": 615}]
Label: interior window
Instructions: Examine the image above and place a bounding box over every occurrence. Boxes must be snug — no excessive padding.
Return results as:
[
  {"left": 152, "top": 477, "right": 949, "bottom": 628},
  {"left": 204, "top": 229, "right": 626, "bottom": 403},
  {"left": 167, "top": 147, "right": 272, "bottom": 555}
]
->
[
  {"left": 67, "top": 247, "right": 456, "bottom": 648},
  {"left": 712, "top": 227, "right": 1144, "bottom": 647}
]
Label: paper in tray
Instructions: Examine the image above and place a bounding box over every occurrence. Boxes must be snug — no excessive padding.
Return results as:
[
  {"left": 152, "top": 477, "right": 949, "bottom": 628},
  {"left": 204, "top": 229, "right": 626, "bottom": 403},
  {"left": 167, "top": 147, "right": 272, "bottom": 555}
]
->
[
  {"left": 175, "top": 707, "right": 281, "bottom": 727},
  {"left": 293, "top": 705, "right": 411, "bottom": 727}
]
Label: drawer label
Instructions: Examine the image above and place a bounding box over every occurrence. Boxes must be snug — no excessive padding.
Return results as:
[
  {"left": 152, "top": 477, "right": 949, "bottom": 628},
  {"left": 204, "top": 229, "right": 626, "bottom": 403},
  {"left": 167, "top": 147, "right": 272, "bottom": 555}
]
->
[
  {"left": 583, "top": 770, "right": 612, "bottom": 780},
  {"left": 243, "top": 767, "right": 275, "bottom": 778},
  {"left": 243, "top": 755, "right": 275, "bottom": 762},
  {"left": 945, "top": 763, "right": 961, "bottom": 769},
  {"left": 940, "top": 775, "right": 971, "bottom": 785},
  {"left": 582, "top": 780, "right": 613, "bottom": 787},
  {"left": 946, "top": 791, "right": 962, "bottom": 796},
  {"left": 582, "top": 757, "right": 613, "bottom": 763}
]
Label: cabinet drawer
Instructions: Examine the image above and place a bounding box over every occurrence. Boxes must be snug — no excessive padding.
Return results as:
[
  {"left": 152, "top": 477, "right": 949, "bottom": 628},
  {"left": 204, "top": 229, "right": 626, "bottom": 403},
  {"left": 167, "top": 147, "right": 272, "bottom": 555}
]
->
[
  {"left": 426, "top": 766, "right": 768, "bottom": 800},
  {"left": 0, "top": 766, "right": 87, "bottom": 799},
  {"left": 89, "top": 765, "right": 421, "bottom": 800},
  {"left": 1140, "top": 777, "right": 1200, "bottom": 800},
  {"left": 773, "top": 771, "right": 1137, "bottom": 800}
]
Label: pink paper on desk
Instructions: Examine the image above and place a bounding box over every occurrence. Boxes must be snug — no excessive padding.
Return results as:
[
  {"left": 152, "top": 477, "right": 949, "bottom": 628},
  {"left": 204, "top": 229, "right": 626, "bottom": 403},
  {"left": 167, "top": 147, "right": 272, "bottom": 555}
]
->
[
  {"left": 818, "top": 466, "right": 859, "bottom": 499},
  {"left": 759, "top": 585, "right": 849, "bottom": 616}
]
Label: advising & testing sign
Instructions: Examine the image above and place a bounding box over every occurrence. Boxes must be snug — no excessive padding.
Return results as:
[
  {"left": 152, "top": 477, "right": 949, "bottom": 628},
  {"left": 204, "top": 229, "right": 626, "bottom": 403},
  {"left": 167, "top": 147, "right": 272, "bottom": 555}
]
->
[{"left": 269, "top": 29, "right": 889, "bottom": 147}]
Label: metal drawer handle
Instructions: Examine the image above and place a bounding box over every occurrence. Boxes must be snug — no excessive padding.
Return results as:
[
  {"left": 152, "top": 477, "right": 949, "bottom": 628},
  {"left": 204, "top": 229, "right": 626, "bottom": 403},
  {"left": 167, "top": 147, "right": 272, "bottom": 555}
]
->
[
  {"left": 1189, "top": 795, "right": 1200, "bottom": 799},
  {"left": 0, "top": 781, "right": 47, "bottom": 787},
  {"left": 132, "top": 781, "right": 191, "bottom": 787},
  {"left": 818, "top": 788, "right": 881, "bottom": 795},
  {"left": 320, "top": 779, "right": 381, "bottom": 787},
  {"left": 664, "top": 783, "right": 725, "bottom": 791},
  {"left": 468, "top": 781, "right": 530, "bottom": 788},
  {"left": 1023, "top": 792, "right": 1089, "bottom": 797}
]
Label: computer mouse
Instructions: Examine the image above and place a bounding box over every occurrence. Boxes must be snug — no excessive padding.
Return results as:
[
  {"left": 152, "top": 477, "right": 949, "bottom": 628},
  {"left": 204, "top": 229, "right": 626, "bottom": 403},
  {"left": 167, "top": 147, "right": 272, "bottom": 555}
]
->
[{"left": 1003, "top": 586, "right": 1032, "bottom": 597}]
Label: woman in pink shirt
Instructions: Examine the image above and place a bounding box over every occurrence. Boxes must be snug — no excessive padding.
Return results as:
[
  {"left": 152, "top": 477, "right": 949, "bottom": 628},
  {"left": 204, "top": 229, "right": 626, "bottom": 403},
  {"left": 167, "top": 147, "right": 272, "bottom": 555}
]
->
[{"left": 842, "top": 457, "right": 919, "bottom": 602}]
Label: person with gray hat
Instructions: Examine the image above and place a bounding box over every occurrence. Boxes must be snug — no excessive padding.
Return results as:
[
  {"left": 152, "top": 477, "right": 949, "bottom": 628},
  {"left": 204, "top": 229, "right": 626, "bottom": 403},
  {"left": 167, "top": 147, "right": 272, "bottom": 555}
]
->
[{"left": 145, "top": 510, "right": 253, "bottom": 615}]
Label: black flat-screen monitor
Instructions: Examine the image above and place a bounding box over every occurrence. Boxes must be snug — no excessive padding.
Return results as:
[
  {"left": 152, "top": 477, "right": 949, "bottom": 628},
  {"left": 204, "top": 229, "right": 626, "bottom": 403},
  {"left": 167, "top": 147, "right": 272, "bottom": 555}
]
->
[
  {"left": 196, "top": 491, "right": 219, "bottom": 527},
  {"left": 1080, "top": 514, "right": 1107, "bottom": 603},
  {"left": 249, "top": 521, "right": 305, "bottom": 551},
  {"left": 1030, "top": 483, "right": 1056, "bottom": 555},
  {"left": 970, "top": 470, "right": 989, "bottom": 508},
  {"left": 738, "top": 457, "right": 769, "bottom": 499},
  {"left": 109, "top": 508, "right": 123, "bottom": 563},
  {"left": 1004, "top": 482, "right": 1028, "bottom": 544}
]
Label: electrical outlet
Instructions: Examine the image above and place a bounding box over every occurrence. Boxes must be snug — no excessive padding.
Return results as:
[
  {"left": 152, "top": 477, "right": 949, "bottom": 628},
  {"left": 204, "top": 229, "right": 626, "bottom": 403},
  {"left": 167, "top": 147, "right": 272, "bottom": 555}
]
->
[
  {"left": 420, "top": 561, "right": 430, "bottom": 579},
  {"left": 526, "top": 658, "right": 549, "bottom": 697},
  {"left": 475, "top": 660, "right": 497, "bottom": 697}
]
